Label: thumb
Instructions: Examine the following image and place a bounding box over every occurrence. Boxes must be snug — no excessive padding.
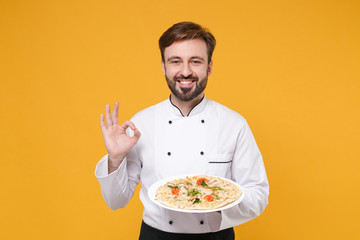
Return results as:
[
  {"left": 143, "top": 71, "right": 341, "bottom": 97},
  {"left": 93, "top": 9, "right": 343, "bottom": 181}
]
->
[{"left": 133, "top": 128, "right": 141, "bottom": 140}]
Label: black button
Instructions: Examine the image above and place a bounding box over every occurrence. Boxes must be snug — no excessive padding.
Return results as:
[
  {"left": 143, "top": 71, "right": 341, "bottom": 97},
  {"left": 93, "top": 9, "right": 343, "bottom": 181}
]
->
[
  {"left": 200, "top": 220, "right": 204, "bottom": 225},
  {"left": 201, "top": 119, "right": 205, "bottom": 123},
  {"left": 169, "top": 120, "right": 172, "bottom": 124},
  {"left": 168, "top": 152, "right": 171, "bottom": 156},
  {"left": 200, "top": 151, "right": 204, "bottom": 155},
  {"left": 169, "top": 220, "right": 173, "bottom": 225}
]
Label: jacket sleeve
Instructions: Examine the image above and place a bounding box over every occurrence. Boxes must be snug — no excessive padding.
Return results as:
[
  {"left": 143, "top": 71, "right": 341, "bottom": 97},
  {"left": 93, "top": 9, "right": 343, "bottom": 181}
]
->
[
  {"left": 94, "top": 145, "right": 141, "bottom": 210},
  {"left": 220, "top": 120, "right": 269, "bottom": 229}
]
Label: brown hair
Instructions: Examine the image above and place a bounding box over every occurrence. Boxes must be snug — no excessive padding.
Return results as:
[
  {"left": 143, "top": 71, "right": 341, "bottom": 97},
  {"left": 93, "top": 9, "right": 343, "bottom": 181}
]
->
[{"left": 159, "top": 21, "right": 216, "bottom": 63}]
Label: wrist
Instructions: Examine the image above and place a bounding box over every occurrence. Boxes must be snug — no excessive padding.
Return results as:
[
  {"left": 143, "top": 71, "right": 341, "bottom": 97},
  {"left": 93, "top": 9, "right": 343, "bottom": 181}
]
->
[
  {"left": 108, "top": 153, "right": 125, "bottom": 173},
  {"left": 108, "top": 152, "right": 126, "bottom": 163}
]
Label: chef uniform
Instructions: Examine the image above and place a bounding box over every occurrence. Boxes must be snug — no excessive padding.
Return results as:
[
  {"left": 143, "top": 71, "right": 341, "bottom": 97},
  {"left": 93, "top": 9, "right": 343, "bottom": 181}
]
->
[{"left": 95, "top": 96, "right": 269, "bottom": 238}]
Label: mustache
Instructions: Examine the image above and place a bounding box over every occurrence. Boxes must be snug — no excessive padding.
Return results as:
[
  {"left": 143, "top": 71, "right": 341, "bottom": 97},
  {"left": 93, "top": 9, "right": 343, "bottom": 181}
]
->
[{"left": 173, "top": 75, "right": 198, "bottom": 81}]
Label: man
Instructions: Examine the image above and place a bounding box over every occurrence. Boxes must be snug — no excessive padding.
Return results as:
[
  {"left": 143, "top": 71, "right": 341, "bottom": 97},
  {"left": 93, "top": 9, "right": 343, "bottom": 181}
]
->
[{"left": 95, "top": 22, "right": 269, "bottom": 240}]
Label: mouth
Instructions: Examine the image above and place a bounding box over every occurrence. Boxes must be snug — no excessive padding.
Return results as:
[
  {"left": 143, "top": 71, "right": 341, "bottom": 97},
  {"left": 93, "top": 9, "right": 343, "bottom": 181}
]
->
[{"left": 176, "top": 79, "right": 196, "bottom": 88}]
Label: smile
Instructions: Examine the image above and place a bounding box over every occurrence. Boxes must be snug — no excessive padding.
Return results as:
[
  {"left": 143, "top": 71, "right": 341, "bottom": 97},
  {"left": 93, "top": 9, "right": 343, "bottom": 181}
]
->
[
  {"left": 177, "top": 80, "right": 196, "bottom": 88},
  {"left": 179, "top": 80, "right": 194, "bottom": 85}
]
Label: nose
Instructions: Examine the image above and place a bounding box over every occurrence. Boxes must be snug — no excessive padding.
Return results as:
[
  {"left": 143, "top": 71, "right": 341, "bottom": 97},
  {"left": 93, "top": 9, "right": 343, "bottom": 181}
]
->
[{"left": 180, "top": 63, "right": 193, "bottom": 78}]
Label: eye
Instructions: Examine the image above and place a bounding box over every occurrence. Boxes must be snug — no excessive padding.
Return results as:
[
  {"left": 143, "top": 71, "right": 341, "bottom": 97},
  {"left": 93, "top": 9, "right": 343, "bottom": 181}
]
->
[
  {"left": 191, "top": 59, "right": 203, "bottom": 65},
  {"left": 169, "top": 59, "right": 181, "bottom": 64}
]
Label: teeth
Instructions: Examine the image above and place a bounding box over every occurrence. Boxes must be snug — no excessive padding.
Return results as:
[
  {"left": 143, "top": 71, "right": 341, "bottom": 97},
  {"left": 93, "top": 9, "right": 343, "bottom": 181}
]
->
[{"left": 180, "top": 81, "right": 192, "bottom": 85}]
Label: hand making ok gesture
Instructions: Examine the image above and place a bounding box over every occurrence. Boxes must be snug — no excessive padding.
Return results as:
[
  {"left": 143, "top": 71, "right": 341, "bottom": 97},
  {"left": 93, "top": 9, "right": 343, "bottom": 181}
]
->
[{"left": 100, "top": 102, "right": 141, "bottom": 173}]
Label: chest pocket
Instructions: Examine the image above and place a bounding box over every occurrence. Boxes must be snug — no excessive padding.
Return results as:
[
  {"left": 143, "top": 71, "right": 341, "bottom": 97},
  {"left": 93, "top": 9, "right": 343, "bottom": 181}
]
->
[{"left": 206, "top": 154, "right": 233, "bottom": 179}]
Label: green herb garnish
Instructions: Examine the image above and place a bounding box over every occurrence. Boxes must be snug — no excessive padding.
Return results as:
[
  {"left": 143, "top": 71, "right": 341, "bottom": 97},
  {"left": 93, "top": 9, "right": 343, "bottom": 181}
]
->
[
  {"left": 193, "top": 198, "right": 201, "bottom": 204},
  {"left": 167, "top": 185, "right": 179, "bottom": 189},
  {"left": 212, "top": 187, "right": 223, "bottom": 191},
  {"left": 187, "top": 188, "right": 199, "bottom": 196},
  {"left": 185, "top": 181, "right": 193, "bottom": 185},
  {"left": 200, "top": 180, "right": 208, "bottom": 187}
]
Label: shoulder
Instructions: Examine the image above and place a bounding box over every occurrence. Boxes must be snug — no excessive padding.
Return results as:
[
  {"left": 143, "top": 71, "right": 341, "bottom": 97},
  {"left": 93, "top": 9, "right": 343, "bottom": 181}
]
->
[
  {"left": 130, "top": 99, "right": 167, "bottom": 124},
  {"left": 207, "top": 99, "right": 247, "bottom": 127}
]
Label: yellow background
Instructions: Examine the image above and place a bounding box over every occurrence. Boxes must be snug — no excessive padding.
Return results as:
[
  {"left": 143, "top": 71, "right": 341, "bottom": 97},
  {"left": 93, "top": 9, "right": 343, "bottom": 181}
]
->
[{"left": 1, "top": 0, "right": 359, "bottom": 239}]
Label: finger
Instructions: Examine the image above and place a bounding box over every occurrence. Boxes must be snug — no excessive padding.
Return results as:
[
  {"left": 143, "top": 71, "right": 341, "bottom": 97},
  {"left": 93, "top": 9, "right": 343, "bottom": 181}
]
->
[
  {"left": 112, "top": 102, "right": 119, "bottom": 126},
  {"left": 133, "top": 128, "right": 141, "bottom": 140},
  {"left": 120, "top": 120, "right": 136, "bottom": 130},
  {"left": 105, "top": 104, "right": 113, "bottom": 127},
  {"left": 100, "top": 113, "right": 106, "bottom": 133}
]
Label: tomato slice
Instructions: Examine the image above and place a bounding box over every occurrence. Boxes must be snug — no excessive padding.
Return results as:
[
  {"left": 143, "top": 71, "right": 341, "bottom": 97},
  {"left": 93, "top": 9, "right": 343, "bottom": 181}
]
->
[
  {"left": 204, "top": 195, "right": 214, "bottom": 202},
  {"left": 171, "top": 187, "right": 179, "bottom": 196},
  {"left": 196, "top": 178, "right": 209, "bottom": 185}
]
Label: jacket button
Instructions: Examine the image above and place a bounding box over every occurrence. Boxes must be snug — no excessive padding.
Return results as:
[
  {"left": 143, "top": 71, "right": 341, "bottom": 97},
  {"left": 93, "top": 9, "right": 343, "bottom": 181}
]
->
[
  {"left": 169, "top": 120, "right": 172, "bottom": 124},
  {"left": 200, "top": 220, "right": 204, "bottom": 225},
  {"left": 200, "top": 151, "right": 204, "bottom": 155},
  {"left": 169, "top": 220, "right": 173, "bottom": 225},
  {"left": 201, "top": 119, "right": 205, "bottom": 123},
  {"left": 167, "top": 152, "right": 171, "bottom": 156}
]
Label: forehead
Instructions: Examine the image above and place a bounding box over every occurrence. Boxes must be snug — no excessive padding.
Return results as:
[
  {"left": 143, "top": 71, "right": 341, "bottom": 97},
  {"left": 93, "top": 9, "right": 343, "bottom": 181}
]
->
[{"left": 164, "top": 39, "right": 208, "bottom": 60}]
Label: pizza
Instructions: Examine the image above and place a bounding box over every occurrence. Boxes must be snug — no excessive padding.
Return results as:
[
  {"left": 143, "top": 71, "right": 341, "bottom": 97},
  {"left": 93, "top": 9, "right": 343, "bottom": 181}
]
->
[{"left": 155, "top": 175, "right": 242, "bottom": 210}]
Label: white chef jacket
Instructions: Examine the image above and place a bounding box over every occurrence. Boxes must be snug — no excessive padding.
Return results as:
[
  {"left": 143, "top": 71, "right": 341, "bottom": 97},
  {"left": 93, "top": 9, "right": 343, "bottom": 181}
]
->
[{"left": 95, "top": 97, "right": 269, "bottom": 233}]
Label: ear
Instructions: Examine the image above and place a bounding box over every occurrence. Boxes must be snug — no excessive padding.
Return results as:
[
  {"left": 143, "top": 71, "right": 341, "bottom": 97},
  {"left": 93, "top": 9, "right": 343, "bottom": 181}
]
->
[
  {"left": 207, "top": 60, "right": 213, "bottom": 76},
  {"left": 161, "top": 60, "right": 165, "bottom": 75}
]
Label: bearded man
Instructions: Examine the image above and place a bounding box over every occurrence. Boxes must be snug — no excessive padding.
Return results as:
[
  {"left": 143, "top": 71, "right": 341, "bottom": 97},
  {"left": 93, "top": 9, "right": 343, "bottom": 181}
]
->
[{"left": 95, "top": 21, "right": 269, "bottom": 240}]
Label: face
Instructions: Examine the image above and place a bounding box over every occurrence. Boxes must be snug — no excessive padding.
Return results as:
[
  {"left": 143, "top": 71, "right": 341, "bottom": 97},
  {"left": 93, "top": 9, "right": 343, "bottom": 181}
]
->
[{"left": 162, "top": 39, "right": 213, "bottom": 102}]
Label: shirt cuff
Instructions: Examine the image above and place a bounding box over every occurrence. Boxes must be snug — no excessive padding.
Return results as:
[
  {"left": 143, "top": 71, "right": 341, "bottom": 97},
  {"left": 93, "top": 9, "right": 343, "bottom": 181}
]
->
[{"left": 94, "top": 154, "right": 127, "bottom": 185}]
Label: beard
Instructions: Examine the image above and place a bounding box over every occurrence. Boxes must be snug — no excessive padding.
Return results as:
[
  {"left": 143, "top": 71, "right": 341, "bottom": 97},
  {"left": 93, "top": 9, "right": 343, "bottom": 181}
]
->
[{"left": 165, "top": 74, "right": 208, "bottom": 102}]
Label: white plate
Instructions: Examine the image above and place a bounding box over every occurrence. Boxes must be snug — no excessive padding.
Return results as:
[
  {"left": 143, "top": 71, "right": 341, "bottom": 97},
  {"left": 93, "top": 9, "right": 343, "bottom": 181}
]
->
[{"left": 148, "top": 174, "right": 245, "bottom": 213}]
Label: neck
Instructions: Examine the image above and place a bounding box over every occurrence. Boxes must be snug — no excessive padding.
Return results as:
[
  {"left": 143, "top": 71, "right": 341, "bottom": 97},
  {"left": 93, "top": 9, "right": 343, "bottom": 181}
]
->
[{"left": 170, "top": 93, "right": 204, "bottom": 117}]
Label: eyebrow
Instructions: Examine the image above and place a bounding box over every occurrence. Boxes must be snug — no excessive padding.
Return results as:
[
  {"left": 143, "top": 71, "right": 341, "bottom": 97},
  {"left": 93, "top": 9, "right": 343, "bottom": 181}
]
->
[
  {"left": 167, "top": 56, "right": 181, "bottom": 62},
  {"left": 166, "top": 56, "right": 205, "bottom": 62}
]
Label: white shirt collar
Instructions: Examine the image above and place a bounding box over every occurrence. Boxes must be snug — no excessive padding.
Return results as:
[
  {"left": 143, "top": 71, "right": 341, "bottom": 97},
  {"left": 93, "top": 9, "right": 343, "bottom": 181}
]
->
[{"left": 167, "top": 95, "right": 207, "bottom": 117}]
